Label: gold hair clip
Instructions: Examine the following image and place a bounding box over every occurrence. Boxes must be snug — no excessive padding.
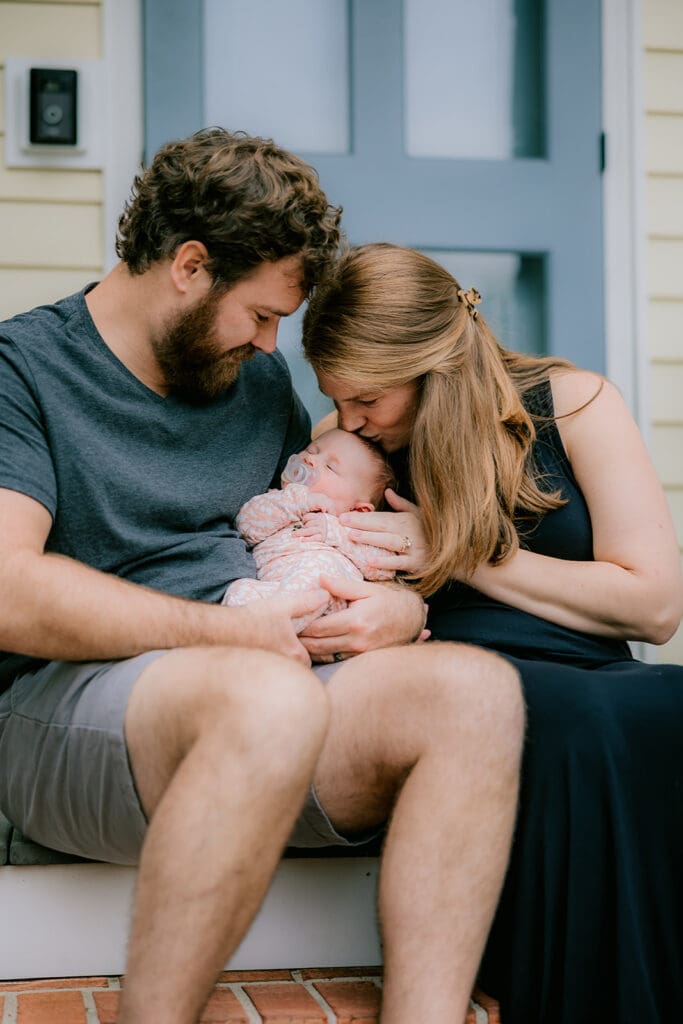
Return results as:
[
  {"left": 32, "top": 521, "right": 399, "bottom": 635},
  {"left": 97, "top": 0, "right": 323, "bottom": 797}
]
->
[{"left": 457, "top": 287, "right": 482, "bottom": 320}]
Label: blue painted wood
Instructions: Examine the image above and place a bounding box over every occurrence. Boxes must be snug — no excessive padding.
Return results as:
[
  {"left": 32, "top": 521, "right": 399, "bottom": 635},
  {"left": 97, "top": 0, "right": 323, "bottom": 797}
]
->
[
  {"left": 141, "top": 0, "right": 604, "bottom": 372},
  {"left": 143, "top": 0, "right": 204, "bottom": 159}
]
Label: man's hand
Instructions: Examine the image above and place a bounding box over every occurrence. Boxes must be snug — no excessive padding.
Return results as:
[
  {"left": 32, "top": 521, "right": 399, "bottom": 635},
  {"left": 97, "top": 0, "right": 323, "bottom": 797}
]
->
[
  {"left": 230, "top": 588, "right": 330, "bottom": 667},
  {"left": 299, "top": 575, "right": 428, "bottom": 663}
]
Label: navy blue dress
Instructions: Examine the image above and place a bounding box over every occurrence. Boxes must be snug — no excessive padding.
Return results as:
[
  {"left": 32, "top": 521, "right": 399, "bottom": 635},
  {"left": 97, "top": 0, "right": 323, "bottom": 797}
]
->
[{"left": 425, "top": 381, "right": 683, "bottom": 1024}]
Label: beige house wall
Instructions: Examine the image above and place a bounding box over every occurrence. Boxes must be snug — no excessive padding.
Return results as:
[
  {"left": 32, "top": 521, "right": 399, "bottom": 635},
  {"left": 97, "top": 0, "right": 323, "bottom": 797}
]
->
[
  {"left": 0, "top": 0, "right": 103, "bottom": 321},
  {"left": 644, "top": 0, "right": 683, "bottom": 663}
]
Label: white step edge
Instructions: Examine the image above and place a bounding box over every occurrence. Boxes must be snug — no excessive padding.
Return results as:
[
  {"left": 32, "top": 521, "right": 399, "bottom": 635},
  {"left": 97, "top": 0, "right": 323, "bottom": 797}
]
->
[{"left": 0, "top": 857, "right": 381, "bottom": 981}]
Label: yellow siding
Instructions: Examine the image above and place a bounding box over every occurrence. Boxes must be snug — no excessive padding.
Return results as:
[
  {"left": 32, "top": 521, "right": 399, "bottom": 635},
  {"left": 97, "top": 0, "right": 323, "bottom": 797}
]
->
[
  {"left": 0, "top": 137, "right": 101, "bottom": 201},
  {"left": 645, "top": 115, "right": 683, "bottom": 175},
  {"left": 647, "top": 175, "right": 683, "bottom": 235},
  {"left": 648, "top": 301, "right": 683, "bottom": 359},
  {"left": 0, "top": 0, "right": 103, "bottom": 321},
  {"left": 0, "top": 4, "right": 101, "bottom": 59},
  {"left": 643, "top": 0, "right": 683, "bottom": 49},
  {"left": 0, "top": 267, "right": 93, "bottom": 320},
  {"left": 650, "top": 363, "right": 683, "bottom": 423},
  {"left": 644, "top": 0, "right": 683, "bottom": 664},
  {"left": 647, "top": 239, "right": 683, "bottom": 296},
  {"left": 0, "top": 201, "right": 102, "bottom": 267}
]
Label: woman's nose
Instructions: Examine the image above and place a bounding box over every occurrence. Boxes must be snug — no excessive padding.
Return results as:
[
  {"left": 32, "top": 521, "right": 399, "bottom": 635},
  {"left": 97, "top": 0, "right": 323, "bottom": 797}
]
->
[{"left": 339, "top": 408, "right": 366, "bottom": 432}]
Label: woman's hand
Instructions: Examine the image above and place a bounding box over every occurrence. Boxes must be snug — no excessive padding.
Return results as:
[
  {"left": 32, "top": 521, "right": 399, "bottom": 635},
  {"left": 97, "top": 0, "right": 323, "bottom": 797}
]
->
[
  {"left": 339, "top": 490, "right": 428, "bottom": 574},
  {"left": 298, "top": 574, "right": 429, "bottom": 662}
]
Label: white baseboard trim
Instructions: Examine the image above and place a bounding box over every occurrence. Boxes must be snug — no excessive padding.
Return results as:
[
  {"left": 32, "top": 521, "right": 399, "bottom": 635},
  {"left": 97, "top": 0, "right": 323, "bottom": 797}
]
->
[{"left": 0, "top": 857, "right": 381, "bottom": 981}]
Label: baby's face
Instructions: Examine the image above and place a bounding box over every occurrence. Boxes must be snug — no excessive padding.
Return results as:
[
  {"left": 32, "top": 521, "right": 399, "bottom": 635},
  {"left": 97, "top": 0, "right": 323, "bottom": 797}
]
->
[{"left": 294, "top": 429, "right": 381, "bottom": 515}]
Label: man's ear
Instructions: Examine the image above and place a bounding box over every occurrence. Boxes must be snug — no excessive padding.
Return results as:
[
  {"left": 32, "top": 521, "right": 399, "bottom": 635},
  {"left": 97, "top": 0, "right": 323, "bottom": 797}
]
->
[
  {"left": 353, "top": 501, "right": 375, "bottom": 513},
  {"left": 169, "top": 240, "right": 210, "bottom": 295}
]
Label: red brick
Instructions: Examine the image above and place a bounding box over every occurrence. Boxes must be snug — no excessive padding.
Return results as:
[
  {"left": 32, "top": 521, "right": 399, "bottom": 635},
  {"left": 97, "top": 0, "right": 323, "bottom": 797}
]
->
[
  {"left": 17, "top": 990, "right": 87, "bottom": 1023},
  {"left": 218, "top": 969, "right": 293, "bottom": 982},
  {"left": 0, "top": 977, "right": 108, "bottom": 992},
  {"left": 299, "top": 967, "right": 382, "bottom": 980},
  {"left": 313, "top": 981, "right": 381, "bottom": 1023},
  {"left": 472, "top": 989, "right": 501, "bottom": 1023},
  {"left": 244, "top": 982, "right": 326, "bottom": 1022},
  {"left": 92, "top": 991, "right": 120, "bottom": 1024},
  {"left": 199, "top": 988, "right": 250, "bottom": 1022}
]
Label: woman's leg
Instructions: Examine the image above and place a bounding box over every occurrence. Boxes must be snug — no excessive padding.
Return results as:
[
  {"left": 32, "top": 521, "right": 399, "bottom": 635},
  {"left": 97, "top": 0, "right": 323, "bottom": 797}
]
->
[{"left": 479, "top": 658, "right": 683, "bottom": 1024}]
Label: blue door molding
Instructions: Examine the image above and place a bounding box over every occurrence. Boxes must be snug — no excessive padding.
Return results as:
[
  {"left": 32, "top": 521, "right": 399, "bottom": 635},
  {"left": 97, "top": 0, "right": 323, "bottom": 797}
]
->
[{"left": 142, "top": 0, "right": 604, "bottom": 371}]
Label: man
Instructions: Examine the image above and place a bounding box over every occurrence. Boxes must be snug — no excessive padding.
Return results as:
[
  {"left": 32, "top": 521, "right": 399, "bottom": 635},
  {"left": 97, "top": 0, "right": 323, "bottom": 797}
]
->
[{"left": 0, "top": 129, "right": 523, "bottom": 1024}]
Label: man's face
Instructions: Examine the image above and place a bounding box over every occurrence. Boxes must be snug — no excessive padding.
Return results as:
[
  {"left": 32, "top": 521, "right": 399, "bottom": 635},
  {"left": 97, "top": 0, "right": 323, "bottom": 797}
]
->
[{"left": 153, "top": 256, "right": 305, "bottom": 402}]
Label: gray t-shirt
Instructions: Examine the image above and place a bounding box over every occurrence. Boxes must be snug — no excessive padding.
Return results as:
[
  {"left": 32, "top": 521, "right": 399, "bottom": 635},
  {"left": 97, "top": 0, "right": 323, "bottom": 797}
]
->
[{"left": 0, "top": 286, "right": 311, "bottom": 684}]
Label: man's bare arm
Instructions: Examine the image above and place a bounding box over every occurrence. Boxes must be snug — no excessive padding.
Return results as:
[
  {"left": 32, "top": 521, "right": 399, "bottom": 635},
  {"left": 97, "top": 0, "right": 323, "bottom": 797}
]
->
[{"left": 0, "top": 488, "right": 327, "bottom": 665}]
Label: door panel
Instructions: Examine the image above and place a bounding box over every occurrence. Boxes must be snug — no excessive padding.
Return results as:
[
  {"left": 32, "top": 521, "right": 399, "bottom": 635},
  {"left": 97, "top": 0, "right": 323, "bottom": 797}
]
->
[{"left": 143, "top": 0, "right": 604, "bottom": 416}]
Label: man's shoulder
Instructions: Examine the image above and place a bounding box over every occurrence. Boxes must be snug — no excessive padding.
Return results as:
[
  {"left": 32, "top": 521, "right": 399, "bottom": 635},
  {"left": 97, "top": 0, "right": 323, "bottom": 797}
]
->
[
  {"left": 240, "top": 350, "right": 295, "bottom": 402},
  {"left": 0, "top": 289, "right": 86, "bottom": 349}
]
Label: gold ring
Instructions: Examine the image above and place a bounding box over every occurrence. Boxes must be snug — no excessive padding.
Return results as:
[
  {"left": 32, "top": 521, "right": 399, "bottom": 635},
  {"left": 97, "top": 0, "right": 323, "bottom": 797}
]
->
[{"left": 401, "top": 535, "right": 412, "bottom": 553}]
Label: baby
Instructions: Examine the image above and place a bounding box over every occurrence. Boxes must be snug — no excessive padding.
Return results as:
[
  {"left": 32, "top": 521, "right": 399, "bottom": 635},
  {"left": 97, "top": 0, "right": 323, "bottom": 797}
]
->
[{"left": 223, "top": 428, "right": 396, "bottom": 631}]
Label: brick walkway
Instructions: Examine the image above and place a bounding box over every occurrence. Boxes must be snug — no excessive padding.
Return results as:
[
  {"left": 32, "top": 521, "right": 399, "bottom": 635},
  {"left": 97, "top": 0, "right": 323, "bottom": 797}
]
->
[{"left": 0, "top": 969, "right": 501, "bottom": 1022}]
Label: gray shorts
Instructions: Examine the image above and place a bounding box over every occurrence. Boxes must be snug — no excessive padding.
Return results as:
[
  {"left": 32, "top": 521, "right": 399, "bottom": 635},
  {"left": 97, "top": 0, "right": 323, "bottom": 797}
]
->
[{"left": 0, "top": 652, "right": 374, "bottom": 866}]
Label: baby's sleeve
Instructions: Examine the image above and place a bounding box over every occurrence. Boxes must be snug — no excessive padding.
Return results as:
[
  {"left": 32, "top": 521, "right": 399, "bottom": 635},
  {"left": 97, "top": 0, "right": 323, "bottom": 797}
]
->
[{"left": 236, "top": 484, "right": 312, "bottom": 544}]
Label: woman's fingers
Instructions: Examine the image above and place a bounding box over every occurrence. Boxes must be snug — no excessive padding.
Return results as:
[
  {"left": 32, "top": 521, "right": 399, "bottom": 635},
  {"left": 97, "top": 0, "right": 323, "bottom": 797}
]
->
[
  {"left": 340, "top": 510, "right": 399, "bottom": 533},
  {"left": 384, "top": 488, "right": 419, "bottom": 514},
  {"left": 347, "top": 529, "right": 409, "bottom": 551}
]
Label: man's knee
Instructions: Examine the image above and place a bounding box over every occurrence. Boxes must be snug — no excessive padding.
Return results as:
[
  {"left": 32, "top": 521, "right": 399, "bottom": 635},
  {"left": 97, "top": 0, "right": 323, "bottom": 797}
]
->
[
  {"left": 371, "top": 642, "right": 524, "bottom": 763},
  {"left": 127, "top": 646, "right": 329, "bottom": 768}
]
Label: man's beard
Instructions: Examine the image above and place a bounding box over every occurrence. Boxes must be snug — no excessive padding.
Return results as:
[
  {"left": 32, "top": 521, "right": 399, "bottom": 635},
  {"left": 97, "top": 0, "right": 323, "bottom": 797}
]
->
[{"left": 152, "top": 291, "right": 255, "bottom": 403}]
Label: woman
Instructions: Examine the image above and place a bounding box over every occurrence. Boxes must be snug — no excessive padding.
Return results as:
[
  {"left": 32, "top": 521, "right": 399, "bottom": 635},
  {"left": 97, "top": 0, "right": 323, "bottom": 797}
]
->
[{"left": 301, "top": 243, "right": 683, "bottom": 1024}]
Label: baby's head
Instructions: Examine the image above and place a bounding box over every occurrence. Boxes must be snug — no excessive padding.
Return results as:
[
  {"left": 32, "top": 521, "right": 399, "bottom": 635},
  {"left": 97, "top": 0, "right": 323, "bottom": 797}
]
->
[{"left": 284, "top": 428, "right": 395, "bottom": 516}]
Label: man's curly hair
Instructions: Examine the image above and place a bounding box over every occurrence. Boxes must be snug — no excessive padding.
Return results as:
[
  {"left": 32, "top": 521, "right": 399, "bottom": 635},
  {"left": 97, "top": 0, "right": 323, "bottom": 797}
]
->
[{"left": 116, "top": 127, "right": 342, "bottom": 293}]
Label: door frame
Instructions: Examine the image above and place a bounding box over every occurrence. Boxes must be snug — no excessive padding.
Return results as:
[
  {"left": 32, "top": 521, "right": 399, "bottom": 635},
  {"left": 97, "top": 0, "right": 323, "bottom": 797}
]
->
[{"left": 101, "top": 0, "right": 647, "bottom": 428}]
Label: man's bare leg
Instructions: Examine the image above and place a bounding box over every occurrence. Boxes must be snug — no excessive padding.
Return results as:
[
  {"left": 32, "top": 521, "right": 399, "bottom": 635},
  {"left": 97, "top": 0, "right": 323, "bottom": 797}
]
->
[
  {"left": 118, "top": 647, "right": 329, "bottom": 1024},
  {"left": 313, "top": 642, "right": 523, "bottom": 1024}
]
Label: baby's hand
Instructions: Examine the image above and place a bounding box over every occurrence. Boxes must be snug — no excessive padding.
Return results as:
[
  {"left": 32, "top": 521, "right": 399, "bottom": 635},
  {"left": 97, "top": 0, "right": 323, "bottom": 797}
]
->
[
  {"left": 306, "top": 493, "right": 335, "bottom": 514},
  {"left": 296, "top": 511, "right": 329, "bottom": 542}
]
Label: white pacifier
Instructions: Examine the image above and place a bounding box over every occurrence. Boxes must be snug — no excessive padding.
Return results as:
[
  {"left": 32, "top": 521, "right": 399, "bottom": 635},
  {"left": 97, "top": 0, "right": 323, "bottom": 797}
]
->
[{"left": 281, "top": 454, "right": 320, "bottom": 487}]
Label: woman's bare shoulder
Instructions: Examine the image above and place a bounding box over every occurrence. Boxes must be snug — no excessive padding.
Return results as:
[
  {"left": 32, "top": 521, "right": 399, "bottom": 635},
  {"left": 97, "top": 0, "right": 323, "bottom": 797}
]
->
[
  {"left": 549, "top": 368, "right": 613, "bottom": 420},
  {"left": 311, "top": 409, "right": 339, "bottom": 438}
]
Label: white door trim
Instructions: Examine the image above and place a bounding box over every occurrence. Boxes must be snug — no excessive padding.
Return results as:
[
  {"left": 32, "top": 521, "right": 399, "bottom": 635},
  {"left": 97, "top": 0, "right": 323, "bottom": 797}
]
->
[
  {"left": 102, "top": 0, "right": 144, "bottom": 274},
  {"left": 601, "top": 0, "right": 649, "bottom": 432}
]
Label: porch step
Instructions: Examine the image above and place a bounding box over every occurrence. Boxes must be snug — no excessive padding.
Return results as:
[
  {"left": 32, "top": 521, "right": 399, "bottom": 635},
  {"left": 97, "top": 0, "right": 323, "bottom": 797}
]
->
[{"left": 0, "top": 971, "right": 501, "bottom": 1022}]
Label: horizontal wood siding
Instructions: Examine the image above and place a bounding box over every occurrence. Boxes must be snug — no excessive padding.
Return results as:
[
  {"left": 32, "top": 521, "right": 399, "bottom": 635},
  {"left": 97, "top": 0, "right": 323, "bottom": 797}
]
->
[
  {"left": 644, "top": 0, "right": 683, "bottom": 663},
  {"left": 0, "top": 0, "right": 103, "bottom": 321}
]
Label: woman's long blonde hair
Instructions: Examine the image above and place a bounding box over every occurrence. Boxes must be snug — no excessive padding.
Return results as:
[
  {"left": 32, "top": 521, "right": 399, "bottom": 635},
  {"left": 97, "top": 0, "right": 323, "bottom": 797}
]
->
[{"left": 303, "top": 243, "right": 587, "bottom": 596}]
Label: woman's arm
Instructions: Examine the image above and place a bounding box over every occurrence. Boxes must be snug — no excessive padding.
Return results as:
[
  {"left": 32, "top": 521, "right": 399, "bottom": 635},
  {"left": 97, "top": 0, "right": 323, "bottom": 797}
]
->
[
  {"left": 468, "top": 373, "right": 683, "bottom": 643},
  {"left": 337, "top": 373, "right": 683, "bottom": 644}
]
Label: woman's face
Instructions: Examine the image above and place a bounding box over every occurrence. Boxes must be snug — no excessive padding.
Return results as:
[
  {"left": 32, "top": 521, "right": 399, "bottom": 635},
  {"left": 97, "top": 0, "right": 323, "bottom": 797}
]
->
[{"left": 316, "top": 373, "right": 420, "bottom": 453}]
